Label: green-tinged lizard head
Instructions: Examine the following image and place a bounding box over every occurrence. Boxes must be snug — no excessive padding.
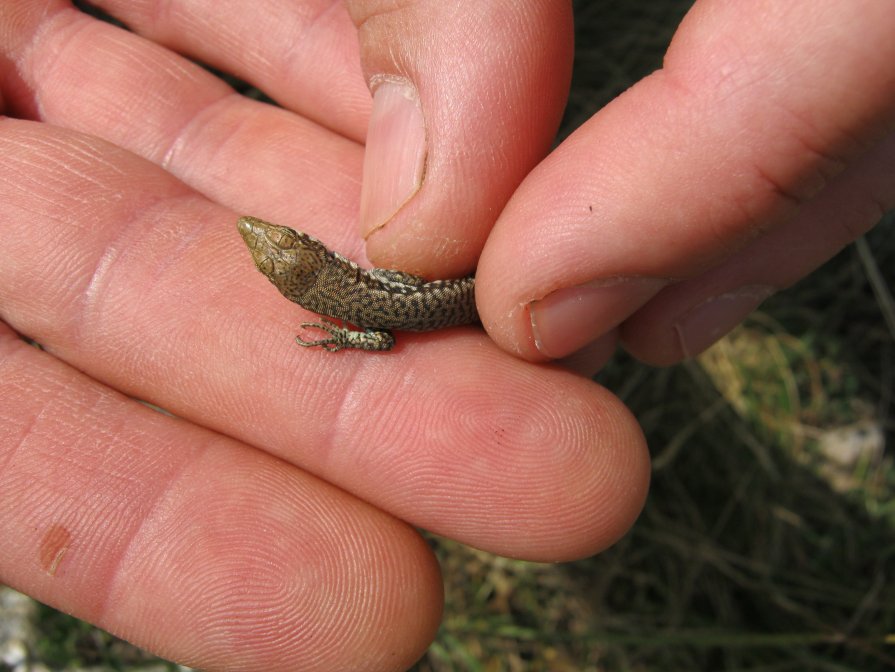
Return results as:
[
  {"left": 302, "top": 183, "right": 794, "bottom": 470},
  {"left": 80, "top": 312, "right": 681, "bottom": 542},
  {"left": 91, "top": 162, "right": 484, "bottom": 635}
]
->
[{"left": 237, "top": 216, "right": 329, "bottom": 302}]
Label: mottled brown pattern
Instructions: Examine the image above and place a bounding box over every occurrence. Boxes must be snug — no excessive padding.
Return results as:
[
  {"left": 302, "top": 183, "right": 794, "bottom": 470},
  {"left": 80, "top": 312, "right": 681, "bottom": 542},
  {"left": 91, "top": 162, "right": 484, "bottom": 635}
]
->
[{"left": 237, "top": 216, "right": 478, "bottom": 351}]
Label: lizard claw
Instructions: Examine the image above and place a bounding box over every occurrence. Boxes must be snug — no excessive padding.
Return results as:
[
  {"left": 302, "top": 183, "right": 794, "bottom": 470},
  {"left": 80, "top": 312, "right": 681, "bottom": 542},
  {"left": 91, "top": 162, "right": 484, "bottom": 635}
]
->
[
  {"left": 294, "top": 318, "right": 395, "bottom": 352},
  {"left": 295, "top": 319, "right": 348, "bottom": 352}
]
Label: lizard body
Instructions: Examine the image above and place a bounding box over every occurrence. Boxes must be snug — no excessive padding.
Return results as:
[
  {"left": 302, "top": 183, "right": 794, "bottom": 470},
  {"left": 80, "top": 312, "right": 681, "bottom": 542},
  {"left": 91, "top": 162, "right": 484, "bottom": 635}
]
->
[{"left": 237, "top": 216, "right": 478, "bottom": 351}]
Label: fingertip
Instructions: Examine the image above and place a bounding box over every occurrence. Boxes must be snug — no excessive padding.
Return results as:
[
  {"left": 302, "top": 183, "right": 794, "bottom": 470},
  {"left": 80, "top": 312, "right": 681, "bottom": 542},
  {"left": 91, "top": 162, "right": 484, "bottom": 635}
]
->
[
  {"left": 350, "top": 0, "right": 574, "bottom": 277},
  {"left": 556, "top": 331, "right": 619, "bottom": 377},
  {"left": 106, "top": 451, "right": 445, "bottom": 671},
  {"left": 530, "top": 278, "right": 667, "bottom": 359},
  {"left": 535, "top": 377, "right": 651, "bottom": 561},
  {"left": 477, "top": 190, "right": 666, "bottom": 362}
]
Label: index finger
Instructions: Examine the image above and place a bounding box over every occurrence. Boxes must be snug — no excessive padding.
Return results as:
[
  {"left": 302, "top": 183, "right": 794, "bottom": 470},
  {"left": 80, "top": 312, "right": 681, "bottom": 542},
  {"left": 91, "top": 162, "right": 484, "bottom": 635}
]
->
[{"left": 476, "top": 0, "right": 895, "bottom": 360}]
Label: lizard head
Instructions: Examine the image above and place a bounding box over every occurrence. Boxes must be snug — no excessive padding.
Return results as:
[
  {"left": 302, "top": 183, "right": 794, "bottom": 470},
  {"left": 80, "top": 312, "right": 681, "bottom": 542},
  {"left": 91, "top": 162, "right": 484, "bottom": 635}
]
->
[{"left": 237, "top": 216, "right": 329, "bottom": 299}]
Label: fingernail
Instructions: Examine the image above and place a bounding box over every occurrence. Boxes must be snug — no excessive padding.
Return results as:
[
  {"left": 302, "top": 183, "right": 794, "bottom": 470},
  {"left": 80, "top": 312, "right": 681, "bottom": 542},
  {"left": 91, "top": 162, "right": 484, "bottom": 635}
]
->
[
  {"left": 674, "top": 285, "right": 776, "bottom": 358},
  {"left": 530, "top": 278, "right": 666, "bottom": 359},
  {"left": 360, "top": 79, "right": 427, "bottom": 236},
  {"left": 558, "top": 332, "right": 620, "bottom": 377}
]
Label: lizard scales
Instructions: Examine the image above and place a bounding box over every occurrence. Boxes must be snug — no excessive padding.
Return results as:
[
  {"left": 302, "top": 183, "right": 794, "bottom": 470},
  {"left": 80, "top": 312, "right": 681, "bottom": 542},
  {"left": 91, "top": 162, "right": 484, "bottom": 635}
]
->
[{"left": 237, "top": 216, "right": 478, "bottom": 351}]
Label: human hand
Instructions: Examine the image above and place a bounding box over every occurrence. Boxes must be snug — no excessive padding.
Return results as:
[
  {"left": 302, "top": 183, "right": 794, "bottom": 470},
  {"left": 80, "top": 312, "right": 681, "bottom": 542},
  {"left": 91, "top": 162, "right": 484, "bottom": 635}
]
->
[
  {"left": 0, "top": 2, "right": 648, "bottom": 671},
  {"left": 472, "top": 1, "right": 895, "bottom": 370}
]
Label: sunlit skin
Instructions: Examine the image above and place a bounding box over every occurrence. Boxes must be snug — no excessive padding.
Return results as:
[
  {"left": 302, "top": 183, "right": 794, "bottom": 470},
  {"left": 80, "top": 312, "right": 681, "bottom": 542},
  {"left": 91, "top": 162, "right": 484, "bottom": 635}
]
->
[{"left": 2, "top": 1, "right": 895, "bottom": 670}]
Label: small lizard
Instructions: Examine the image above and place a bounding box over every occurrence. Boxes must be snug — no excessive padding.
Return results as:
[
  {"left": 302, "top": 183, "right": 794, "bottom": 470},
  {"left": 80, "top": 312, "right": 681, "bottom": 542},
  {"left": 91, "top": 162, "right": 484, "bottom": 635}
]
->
[{"left": 237, "top": 216, "right": 478, "bottom": 351}]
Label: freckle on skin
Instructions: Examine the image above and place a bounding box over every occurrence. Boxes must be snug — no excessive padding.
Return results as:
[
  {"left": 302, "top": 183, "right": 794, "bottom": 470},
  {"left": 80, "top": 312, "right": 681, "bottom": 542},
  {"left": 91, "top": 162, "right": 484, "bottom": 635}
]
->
[{"left": 40, "top": 524, "right": 72, "bottom": 576}]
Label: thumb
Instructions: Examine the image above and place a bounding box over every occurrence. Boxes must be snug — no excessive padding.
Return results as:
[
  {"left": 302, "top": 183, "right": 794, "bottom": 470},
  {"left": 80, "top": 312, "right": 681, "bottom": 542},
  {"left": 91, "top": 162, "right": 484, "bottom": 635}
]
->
[{"left": 347, "top": 0, "right": 573, "bottom": 278}]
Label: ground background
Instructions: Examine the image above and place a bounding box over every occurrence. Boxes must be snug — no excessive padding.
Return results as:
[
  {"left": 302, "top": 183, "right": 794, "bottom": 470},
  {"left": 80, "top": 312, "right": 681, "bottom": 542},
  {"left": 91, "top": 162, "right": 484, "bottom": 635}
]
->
[{"left": 3, "top": 1, "right": 894, "bottom": 670}]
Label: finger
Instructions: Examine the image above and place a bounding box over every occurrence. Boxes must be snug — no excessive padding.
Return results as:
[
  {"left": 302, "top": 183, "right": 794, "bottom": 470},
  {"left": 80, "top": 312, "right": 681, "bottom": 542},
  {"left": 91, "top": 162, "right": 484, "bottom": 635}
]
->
[
  {"left": 557, "top": 332, "right": 619, "bottom": 378},
  {"left": 0, "top": 120, "right": 650, "bottom": 561},
  {"left": 0, "top": 326, "right": 440, "bottom": 671},
  {"left": 476, "top": 0, "right": 895, "bottom": 360},
  {"left": 0, "top": 0, "right": 365, "bottom": 242},
  {"left": 347, "top": 0, "right": 574, "bottom": 277},
  {"left": 622, "top": 128, "right": 895, "bottom": 364},
  {"left": 88, "top": 0, "right": 371, "bottom": 140}
]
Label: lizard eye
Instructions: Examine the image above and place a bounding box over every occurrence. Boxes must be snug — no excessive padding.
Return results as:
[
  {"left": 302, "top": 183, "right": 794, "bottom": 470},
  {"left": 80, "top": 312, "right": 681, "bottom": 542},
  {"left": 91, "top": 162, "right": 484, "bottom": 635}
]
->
[
  {"left": 258, "top": 258, "right": 275, "bottom": 276},
  {"left": 277, "top": 232, "right": 296, "bottom": 249}
]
